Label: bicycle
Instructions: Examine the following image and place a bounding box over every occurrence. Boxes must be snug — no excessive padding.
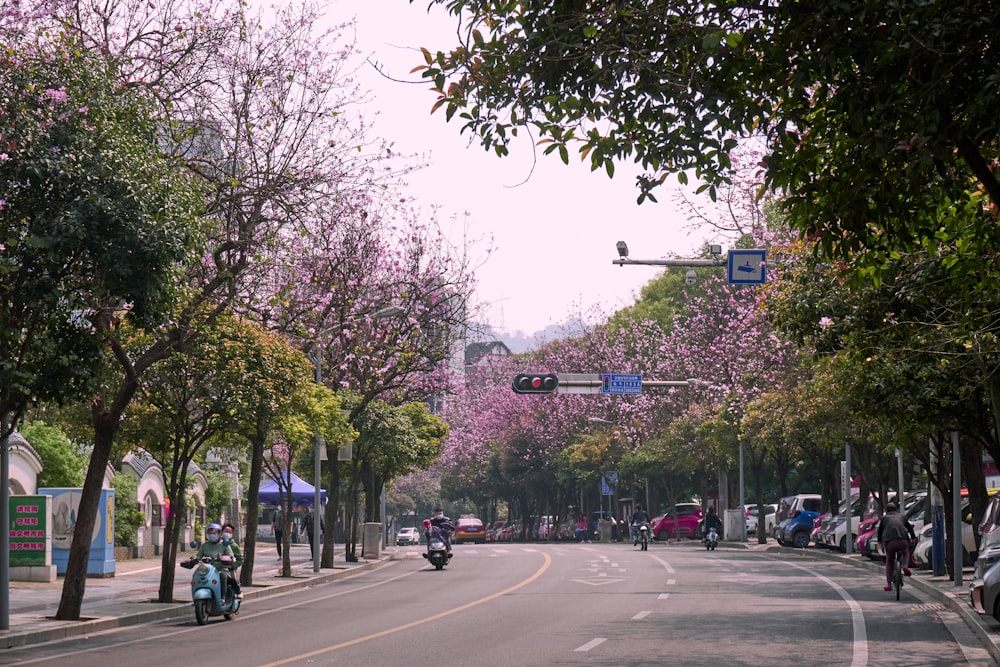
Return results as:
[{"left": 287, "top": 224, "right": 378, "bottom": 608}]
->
[{"left": 891, "top": 548, "right": 905, "bottom": 600}]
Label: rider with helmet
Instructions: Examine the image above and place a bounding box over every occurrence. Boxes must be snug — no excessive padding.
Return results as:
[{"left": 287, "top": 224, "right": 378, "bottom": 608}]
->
[{"left": 188, "top": 523, "right": 236, "bottom": 598}]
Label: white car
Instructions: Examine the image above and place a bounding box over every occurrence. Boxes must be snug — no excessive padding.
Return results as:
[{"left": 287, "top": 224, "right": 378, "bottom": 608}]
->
[
  {"left": 395, "top": 527, "right": 420, "bottom": 546},
  {"left": 745, "top": 504, "right": 776, "bottom": 535}
]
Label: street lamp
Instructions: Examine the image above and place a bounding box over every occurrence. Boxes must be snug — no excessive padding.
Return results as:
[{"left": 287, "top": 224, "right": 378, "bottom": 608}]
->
[{"left": 310, "top": 305, "right": 404, "bottom": 572}]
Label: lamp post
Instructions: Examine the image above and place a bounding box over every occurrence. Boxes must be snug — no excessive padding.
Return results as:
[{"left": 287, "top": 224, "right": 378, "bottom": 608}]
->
[{"left": 310, "top": 305, "right": 405, "bottom": 572}]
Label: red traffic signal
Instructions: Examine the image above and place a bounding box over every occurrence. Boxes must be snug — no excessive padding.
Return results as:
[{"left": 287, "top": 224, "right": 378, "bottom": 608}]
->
[{"left": 511, "top": 373, "right": 559, "bottom": 394}]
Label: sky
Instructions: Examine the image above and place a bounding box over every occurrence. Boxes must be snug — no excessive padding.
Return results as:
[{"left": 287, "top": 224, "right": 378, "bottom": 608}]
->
[{"left": 329, "top": 2, "right": 725, "bottom": 336}]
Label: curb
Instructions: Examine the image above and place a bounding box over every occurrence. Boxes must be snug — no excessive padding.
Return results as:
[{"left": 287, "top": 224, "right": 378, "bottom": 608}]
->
[{"left": 0, "top": 558, "right": 389, "bottom": 650}]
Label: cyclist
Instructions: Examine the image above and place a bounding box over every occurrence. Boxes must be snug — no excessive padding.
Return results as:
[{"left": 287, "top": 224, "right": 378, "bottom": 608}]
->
[
  {"left": 877, "top": 501, "right": 916, "bottom": 592},
  {"left": 630, "top": 505, "right": 651, "bottom": 545}
]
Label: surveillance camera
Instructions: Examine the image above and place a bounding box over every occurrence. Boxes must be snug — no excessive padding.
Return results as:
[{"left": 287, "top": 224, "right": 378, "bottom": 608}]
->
[
  {"left": 685, "top": 270, "right": 697, "bottom": 285},
  {"left": 616, "top": 241, "right": 629, "bottom": 258}
]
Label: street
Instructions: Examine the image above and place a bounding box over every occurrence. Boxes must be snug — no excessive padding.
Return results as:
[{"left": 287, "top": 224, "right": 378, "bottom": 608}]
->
[{"left": 2, "top": 542, "right": 990, "bottom": 666}]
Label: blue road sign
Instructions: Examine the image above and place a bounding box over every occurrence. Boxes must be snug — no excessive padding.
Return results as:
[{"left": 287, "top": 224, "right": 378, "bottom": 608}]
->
[
  {"left": 601, "top": 373, "right": 642, "bottom": 395},
  {"left": 728, "top": 249, "right": 767, "bottom": 284}
]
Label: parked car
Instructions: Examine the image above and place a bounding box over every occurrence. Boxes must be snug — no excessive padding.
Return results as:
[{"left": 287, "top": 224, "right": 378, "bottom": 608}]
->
[
  {"left": 861, "top": 490, "right": 929, "bottom": 560},
  {"left": 745, "top": 504, "right": 776, "bottom": 535},
  {"left": 911, "top": 506, "right": 978, "bottom": 569},
  {"left": 487, "top": 520, "right": 506, "bottom": 542},
  {"left": 652, "top": 503, "right": 703, "bottom": 540},
  {"left": 776, "top": 494, "right": 822, "bottom": 548},
  {"left": 857, "top": 516, "right": 880, "bottom": 558},
  {"left": 453, "top": 516, "right": 487, "bottom": 544},
  {"left": 969, "top": 559, "right": 1000, "bottom": 621},
  {"left": 395, "top": 527, "right": 420, "bottom": 546},
  {"left": 974, "top": 492, "right": 1000, "bottom": 578}
]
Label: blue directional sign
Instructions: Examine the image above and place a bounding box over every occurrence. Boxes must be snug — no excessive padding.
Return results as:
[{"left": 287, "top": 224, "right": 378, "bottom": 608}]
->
[
  {"left": 601, "top": 373, "right": 642, "bottom": 395},
  {"left": 728, "top": 249, "right": 767, "bottom": 284}
]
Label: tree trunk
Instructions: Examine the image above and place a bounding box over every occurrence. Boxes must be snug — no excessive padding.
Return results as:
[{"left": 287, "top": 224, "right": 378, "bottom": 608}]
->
[
  {"left": 55, "top": 407, "right": 123, "bottom": 619},
  {"left": 321, "top": 448, "right": 340, "bottom": 568},
  {"left": 158, "top": 497, "right": 184, "bottom": 602},
  {"left": 157, "top": 463, "right": 188, "bottom": 602},
  {"left": 242, "top": 420, "right": 267, "bottom": 586}
]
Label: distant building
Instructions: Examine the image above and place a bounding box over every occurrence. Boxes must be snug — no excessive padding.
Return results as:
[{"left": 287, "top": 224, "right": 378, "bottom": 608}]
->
[
  {"left": 463, "top": 341, "right": 512, "bottom": 387},
  {"left": 465, "top": 341, "right": 512, "bottom": 368}
]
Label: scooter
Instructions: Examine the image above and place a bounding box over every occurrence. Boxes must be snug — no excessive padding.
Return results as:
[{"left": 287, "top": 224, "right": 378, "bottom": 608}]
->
[
  {"left": 181, "top": 555, "right": 240, "bottom": 624},
  {"left": 704, "top": 526, "right": 719, "bottom": 551},
  {"left": 422, "top": 520, "right": 454, "bottom": 570},
  {"left": 636, "top": 523, "right": 651, "bottom": 551}
]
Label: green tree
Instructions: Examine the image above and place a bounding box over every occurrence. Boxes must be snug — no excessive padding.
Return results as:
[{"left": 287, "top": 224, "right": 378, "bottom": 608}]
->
[
  {"left": 20, "top": 422, "right": 86, "bottom": 488},
  {"left": 416, "top": 1, "right": 1000, "bottom": 262},
  {"left": 201, "top": 466, "right": 234, "bottom": 525},
  {"left": 109, "top": 474, "right": 145, "bottom": 548},
  {"left": 122, "top": 314, "right": 302, "bottom": 601},
  {"left": 0, "top": 41, "right": 198, "bottom": 448}
]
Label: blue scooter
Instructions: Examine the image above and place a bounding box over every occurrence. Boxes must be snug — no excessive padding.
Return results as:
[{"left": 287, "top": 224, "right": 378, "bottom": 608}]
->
[{"left": 181, "top": 555, "right": 240, "bottom": 624}]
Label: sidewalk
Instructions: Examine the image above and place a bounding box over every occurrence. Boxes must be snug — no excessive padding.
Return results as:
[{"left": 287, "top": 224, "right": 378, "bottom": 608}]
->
[{"left": 1, "top": 542, "right": 391, "bottom": 650}]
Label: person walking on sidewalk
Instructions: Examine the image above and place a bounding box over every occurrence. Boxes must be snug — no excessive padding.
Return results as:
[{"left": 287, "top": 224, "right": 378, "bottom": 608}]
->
[
  {"left": 272, "top": 508, "right": 284, "bottom": 559},
  {"left": 877, "top": 501, "right": 916, "bottom": 591}
]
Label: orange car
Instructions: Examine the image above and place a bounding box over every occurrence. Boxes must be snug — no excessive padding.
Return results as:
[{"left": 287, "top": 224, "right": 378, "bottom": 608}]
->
[{"left": 453, "top": 516, "right": 487, "bottom": 544}]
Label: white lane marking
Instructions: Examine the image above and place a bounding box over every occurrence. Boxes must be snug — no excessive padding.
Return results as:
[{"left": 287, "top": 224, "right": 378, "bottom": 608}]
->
[
  {"left": 575, "top": 638, "right": 607, "bottom": 652},
  {"left": 779, "top": 560, "right": 868, "bottom": 667},
  {"left": 632, "top": 611, "right": 651, "bottom": 620},
  {"left": 658, "top": 593, "right": 671, "bottom": 600},
  {"left": 649, "top": 553, "right": 675, "bottom": 573},
  {"left": 666, "top": 578, "right": 676, "bottom": 586}
]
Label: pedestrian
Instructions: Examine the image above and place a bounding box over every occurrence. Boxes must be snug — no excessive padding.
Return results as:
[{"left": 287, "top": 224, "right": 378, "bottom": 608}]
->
[
  {"left": 575, "top": 515, "right": 589, "bottom": 543},
  {"left": 272, "top": 507, "right": 283, "bottom": 559}
]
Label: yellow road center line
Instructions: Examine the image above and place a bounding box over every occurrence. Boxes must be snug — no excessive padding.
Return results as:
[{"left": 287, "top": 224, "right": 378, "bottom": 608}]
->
[{"left": 259, "top": 552, "right": 552, "bottom": 666}]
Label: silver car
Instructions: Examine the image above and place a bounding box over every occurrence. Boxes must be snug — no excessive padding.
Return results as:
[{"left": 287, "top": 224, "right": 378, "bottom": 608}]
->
[{"left": 395, "top": 527, "right": 421, "bottom": 546}]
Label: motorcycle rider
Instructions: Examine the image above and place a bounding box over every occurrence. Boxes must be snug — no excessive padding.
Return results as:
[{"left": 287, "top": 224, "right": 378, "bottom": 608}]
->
[
  {"left": 877, "top": 501, "right": 916, "bottom": 591},
  {"left": 702, "top": 507, "right": 723, "bottom": 542},
  {"left": 185, "top": 523, "right": 235, "bottom": 599},
  {"left": 630, "top": 505, "right": 651, "bottom": 545},
  {"left": 426, "top": 507, "right": 454, "bottom": 552},
  {"left": 221, "top": 522, "right": 243, "bottom": 600}
]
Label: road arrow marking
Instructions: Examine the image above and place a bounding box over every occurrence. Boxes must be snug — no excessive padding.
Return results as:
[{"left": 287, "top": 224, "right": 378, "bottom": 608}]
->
[{"left": 572, "top": 578, "right": 625, "bottom": 586}]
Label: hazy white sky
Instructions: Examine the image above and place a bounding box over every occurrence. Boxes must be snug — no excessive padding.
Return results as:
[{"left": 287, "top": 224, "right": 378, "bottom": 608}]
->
[{"left": 332, "top": 1, "right": 724, "bottom": 335}]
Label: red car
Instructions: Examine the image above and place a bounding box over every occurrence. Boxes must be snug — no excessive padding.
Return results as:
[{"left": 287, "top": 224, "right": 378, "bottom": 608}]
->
[
  {"left": 652, "top": 504, "right": 703, "bottom": 540},
  {"left": 856, "top": 516, "right": 880, "bottom": 558}
]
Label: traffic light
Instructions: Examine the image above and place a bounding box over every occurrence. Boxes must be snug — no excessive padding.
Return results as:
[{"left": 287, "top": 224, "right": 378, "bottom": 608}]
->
[{"left": 511, "top": 373, "right": 559, "bottom": 394}]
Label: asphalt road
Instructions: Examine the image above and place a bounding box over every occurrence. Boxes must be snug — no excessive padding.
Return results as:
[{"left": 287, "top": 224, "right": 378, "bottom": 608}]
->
[{"left": 3, "top": 542, "right": 991, "bottom": 666}]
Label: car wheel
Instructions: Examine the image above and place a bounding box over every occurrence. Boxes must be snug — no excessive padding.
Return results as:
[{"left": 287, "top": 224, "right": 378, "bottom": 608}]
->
[
  {"left": 993, "top": 594, "right": 1000, "bottom": 623},
  {"left": 792, "top": 531, "right": 810, "bottom": 548}
]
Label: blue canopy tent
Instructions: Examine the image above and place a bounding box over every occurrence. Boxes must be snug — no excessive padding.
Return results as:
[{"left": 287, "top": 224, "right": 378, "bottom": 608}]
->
[{"left": 258, "top": 471, "right": 327, "bottom": 505}]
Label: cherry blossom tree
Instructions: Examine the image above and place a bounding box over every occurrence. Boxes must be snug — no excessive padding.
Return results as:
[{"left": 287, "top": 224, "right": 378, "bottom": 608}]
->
[{"left": 4, "top": 0, "right": 424, "bottom": 618}]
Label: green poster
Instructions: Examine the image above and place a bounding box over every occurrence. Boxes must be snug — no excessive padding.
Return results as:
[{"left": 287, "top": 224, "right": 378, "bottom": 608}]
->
[{"left": 10, "top": 495, "right": 48, "bottom": 567}]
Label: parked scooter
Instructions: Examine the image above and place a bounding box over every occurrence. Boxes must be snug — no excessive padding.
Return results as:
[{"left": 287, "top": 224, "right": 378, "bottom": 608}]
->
[
  {"left": 181, "top": 554, "right": 240, "bottom": 624},
  {"left": 422, "top": 519, "right": 454, "bottom": 570},
  {"left": 636, "top": 523, "right": 651, "bottom": 551},
  {"left": 703, "top": 526, "right": 719, "bottom": 551}
]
